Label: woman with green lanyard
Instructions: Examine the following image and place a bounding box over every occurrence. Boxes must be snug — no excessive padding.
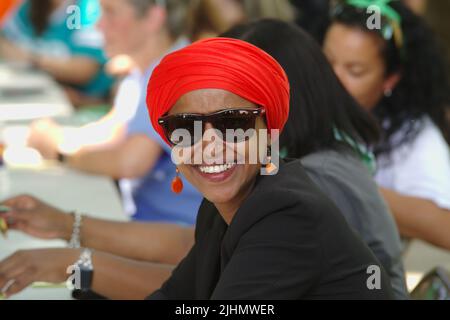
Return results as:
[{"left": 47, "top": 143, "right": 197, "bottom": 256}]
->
[{"left": 323, "top": 0, "right": 450, "bottom": 250}]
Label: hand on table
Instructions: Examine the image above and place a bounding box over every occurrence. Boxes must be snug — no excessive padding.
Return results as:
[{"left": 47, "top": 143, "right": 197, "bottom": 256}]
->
[
  {"left": 1, "top": 195, "right": 72, "bottom": 241},
  {"left": 27, "top": 119, "right": 63, "bottom": 160},
  {"left": 0, "top": 248, "right": 80, "bottom": 298}
]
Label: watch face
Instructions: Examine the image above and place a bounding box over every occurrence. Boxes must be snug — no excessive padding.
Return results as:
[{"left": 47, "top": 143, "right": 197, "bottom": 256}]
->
[{"left": 78, "top": 267, "right": 94, "bottom": 291}]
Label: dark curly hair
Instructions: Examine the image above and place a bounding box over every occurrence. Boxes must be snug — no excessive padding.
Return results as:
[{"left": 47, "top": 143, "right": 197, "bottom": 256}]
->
[{"left": 327, "top": 1, "right": 450, "bottom": 157}]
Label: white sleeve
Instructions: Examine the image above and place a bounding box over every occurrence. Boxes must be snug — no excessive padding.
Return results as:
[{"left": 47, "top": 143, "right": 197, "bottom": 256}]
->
[{"left": 383, "top": 119, "right": 450, "bottom": 210}]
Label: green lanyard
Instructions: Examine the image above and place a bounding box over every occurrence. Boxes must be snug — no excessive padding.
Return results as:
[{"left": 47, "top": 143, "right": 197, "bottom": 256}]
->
[
  {"left": 279, "top": 130, "right": 377, "bottom": 174},
  {"left": 334, "top": 128, "right": 377, "bottom": 174}
]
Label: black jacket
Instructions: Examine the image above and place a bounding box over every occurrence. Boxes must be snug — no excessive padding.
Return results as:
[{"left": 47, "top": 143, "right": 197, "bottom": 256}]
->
[{"left": 148, "top": 159, "right": 394, "bottom": 299}]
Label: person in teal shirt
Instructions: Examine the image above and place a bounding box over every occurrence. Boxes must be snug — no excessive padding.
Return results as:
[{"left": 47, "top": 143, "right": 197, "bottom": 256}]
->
[{"left": 0, "top": 0, "right": 113, "bottom": 106}]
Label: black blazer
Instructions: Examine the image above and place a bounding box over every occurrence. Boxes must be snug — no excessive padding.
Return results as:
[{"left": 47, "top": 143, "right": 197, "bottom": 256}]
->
[{"left": 149, "top": 159, "right": 394, "bottom": 299}]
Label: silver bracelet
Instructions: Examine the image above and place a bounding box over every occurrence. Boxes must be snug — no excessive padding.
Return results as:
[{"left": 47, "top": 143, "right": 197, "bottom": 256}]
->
[
  {"left": 68, "top": 212, "right": 82, "bottom": 248},
  {"left": 69, "top": 248, "right": 94, "bottom": 291},
  {"left": 75, "top": 248, "right": 93, "bottom": 269}
]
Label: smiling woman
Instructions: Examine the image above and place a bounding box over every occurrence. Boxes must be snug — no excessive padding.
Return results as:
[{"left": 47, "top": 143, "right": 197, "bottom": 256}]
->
[{"left": 145, "top": 37, "right": 395, "bottom": 299}]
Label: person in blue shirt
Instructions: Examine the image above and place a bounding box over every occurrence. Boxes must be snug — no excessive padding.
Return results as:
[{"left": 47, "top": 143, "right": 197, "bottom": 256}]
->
[
  {"left": 27, "top": 0, "right": 202, "bottom": 224},
  {"left": 125, "top": 81, "right": 201, "bottom": 224},
  {"left": 0, "top": 0, "right": 113, "bottom": 106}
]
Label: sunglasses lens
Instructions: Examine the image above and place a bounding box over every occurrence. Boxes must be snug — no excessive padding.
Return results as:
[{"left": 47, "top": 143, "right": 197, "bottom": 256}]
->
[
  {"left": 164, "top": 116, "right": 202, "bottom": 147},
  {"left": 161, "top": 109, "right": 262, "bottom": 147},
  {"left": 214, "top": 113, "right": 257, "bottom": 143}
]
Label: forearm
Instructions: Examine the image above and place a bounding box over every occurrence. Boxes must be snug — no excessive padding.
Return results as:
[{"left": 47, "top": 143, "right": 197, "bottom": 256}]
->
[
  {"left": 380, "top": 188, "right": 450, "bottom": 249},
  {"left": 34, "top": 55, "right": 99, "bottom": 85},
  {"left": 90, "top": 251, "right": 174, "bottom": 300},
  {"left": 66, "top": 148, "right": 128, "bottom": 179},
  {"left": 65, "top": 134, "right": 161, "bottom": 179},
  {"left": 62, "top": 215, "right": 194, "bottom": 265},
  {"left": 60, "top": 115, "right": 126, "bottom": 152}
]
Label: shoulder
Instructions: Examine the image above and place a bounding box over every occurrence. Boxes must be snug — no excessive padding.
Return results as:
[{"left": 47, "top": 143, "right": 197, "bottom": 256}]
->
[
  {"left": 377, "top": 117, "right": 450, "bottom": 186},
  {"left": 228, "top": 159, "right": 347, "bottom": 240},
  {"left": 302, "top": 149, "right": 367, "bottom": 183},
  {"left": 301, "top": 150, "right": 394, "bottom": 230},
  {"left": 376, "top": 116, "right": 450, "bottom": 208},
  {"left": 301, "top": 150, "right": 378, "bottom": 203},
  {"left": 380, "top": 116, "right": 449, "bottom": 166}
]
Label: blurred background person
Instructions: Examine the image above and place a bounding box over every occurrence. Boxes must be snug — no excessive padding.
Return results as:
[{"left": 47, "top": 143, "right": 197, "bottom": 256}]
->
[
  {"left": 28, "top": 0, "right": 202, "bottom": 224},
  {"left": 0, "top": 0, "right": 113, "bottom": 107},
  {"left": 187, "top": 0, "right": 296, "bottom": 41},
  {"left": 322, "top": 0, "right": 450, "bottom": 249}
]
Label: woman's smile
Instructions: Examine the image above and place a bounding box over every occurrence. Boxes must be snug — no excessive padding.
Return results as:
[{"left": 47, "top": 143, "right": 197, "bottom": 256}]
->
[{"left": 192, "top": 163, "right": 238, "bottom": 183}]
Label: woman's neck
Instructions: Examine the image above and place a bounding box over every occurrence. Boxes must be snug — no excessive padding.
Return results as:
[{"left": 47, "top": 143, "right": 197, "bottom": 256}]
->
[{"left": 214, "top": 178, "right": 257, "bottom": 225}]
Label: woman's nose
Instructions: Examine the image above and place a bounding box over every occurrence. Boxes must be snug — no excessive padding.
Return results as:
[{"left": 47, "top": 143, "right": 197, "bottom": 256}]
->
[
  {"left": 202, "top": 122, "right": 219, "bottom": 145},
  {"left": 201, "top": 123, "right": 225, "bottom": 161}
]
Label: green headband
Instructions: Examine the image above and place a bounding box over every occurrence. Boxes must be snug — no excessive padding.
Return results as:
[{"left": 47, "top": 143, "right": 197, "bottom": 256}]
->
[
  {"left": 346, "top": 0, "right": 401, "bottom": 24},
  {"left": 337, "top": 0, "right": 404, "bottom": 51}
]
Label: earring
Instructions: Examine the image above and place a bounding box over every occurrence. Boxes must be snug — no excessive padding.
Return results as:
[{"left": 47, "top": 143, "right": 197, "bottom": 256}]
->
[
  {"left": 384, "top": 88, "right": 392, "bottom": 97},
  {"left": 265, "top": 147, "right": 277, "bottom": 174},
  {"left": 171, "top": 168, "right": 183, "bottom": 194}
]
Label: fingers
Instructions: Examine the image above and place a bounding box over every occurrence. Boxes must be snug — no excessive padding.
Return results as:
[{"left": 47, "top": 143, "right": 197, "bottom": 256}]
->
[
  {"left": 2, "top": 194, "right": 36, "bottom": 211},
  {"left": 0, "top": 252, "right": 34, "bottom": 298},
  {"left": 1, "top": 274, "right": 35, "bottom": 298},
  {"left": 0, "top": 212, "right": 34, "bottom": 232},
  {"left": 1, "top": 195, "right": 37, "bottom": 226},
  {"left": 1, "top": 279, "right": 16, "bottom": 297}
]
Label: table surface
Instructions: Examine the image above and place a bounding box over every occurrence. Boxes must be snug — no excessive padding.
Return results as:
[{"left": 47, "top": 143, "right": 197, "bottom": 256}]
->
[
  {"left": 0, "top": 166, "right": 126, "bottom": 300},
  {"left": 0, "top": 63, "right": 73, "bottom": 122}
]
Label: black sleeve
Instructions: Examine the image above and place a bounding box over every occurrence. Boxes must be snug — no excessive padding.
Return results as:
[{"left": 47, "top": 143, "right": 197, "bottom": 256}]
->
[
  {"left": 210, "top": 203, "right": 323, "bottom": 299},
  {"left": 147, "top": 199, "right": 213, "bottom": 300},
  {"left": 147, "top": 242, "right": 198, "bottom": 300}
]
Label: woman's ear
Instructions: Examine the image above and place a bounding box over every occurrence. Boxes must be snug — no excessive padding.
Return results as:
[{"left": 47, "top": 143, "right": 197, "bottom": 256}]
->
[{"left": 383, "top": 72, "right": 401, "bottom": 94}]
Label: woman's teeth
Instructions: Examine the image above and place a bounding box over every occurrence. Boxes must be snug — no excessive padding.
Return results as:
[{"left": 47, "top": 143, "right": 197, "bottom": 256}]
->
[{"left": 198, "top": 163, "right": 236, "bottom": 174}]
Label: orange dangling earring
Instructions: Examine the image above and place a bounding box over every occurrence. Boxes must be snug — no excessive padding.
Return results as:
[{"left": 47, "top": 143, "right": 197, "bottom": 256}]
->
[
  {"left": 265, "top": 146, "right": 277, "bottom": 174},
  {"left": 171, "top": 168, "right": 183, "bottom": 194},
  {"left": 265, "top": 156, "right": 277, "bottom": 175}
]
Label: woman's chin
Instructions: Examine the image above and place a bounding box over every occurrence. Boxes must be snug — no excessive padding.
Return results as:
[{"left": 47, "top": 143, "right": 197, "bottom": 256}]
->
[
  {"left": 182, "top": 164, "right": 253, "bottom": 205},
  {"left": 197, "top": 179, "right": 240, "bottom": 204},
  {"left": 203, "top": 189, "right": 237, "bottom": 205}
]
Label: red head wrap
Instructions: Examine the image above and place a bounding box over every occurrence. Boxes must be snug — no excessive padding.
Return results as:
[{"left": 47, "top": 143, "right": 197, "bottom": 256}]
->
[{"left": 146, "top": 37, "right": 290, "bottom": 145}]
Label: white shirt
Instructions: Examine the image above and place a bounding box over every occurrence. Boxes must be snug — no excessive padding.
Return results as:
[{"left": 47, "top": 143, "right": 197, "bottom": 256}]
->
[{"left": 375, "top": 116, "right": 450, "bottom": 210}]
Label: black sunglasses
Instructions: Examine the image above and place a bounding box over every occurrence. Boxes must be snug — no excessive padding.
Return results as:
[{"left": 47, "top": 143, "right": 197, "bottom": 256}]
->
[{"left": 158, "top": 108, "right": 265, "bottom": 147}]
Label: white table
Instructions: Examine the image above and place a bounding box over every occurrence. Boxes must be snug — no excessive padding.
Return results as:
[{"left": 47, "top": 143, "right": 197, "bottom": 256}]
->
[
  {"left": 0, "top": 63, "right": 73, "bottom": 122},
  {"left": 0, "top": 166, "right": 126, "bottom": 300}
]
